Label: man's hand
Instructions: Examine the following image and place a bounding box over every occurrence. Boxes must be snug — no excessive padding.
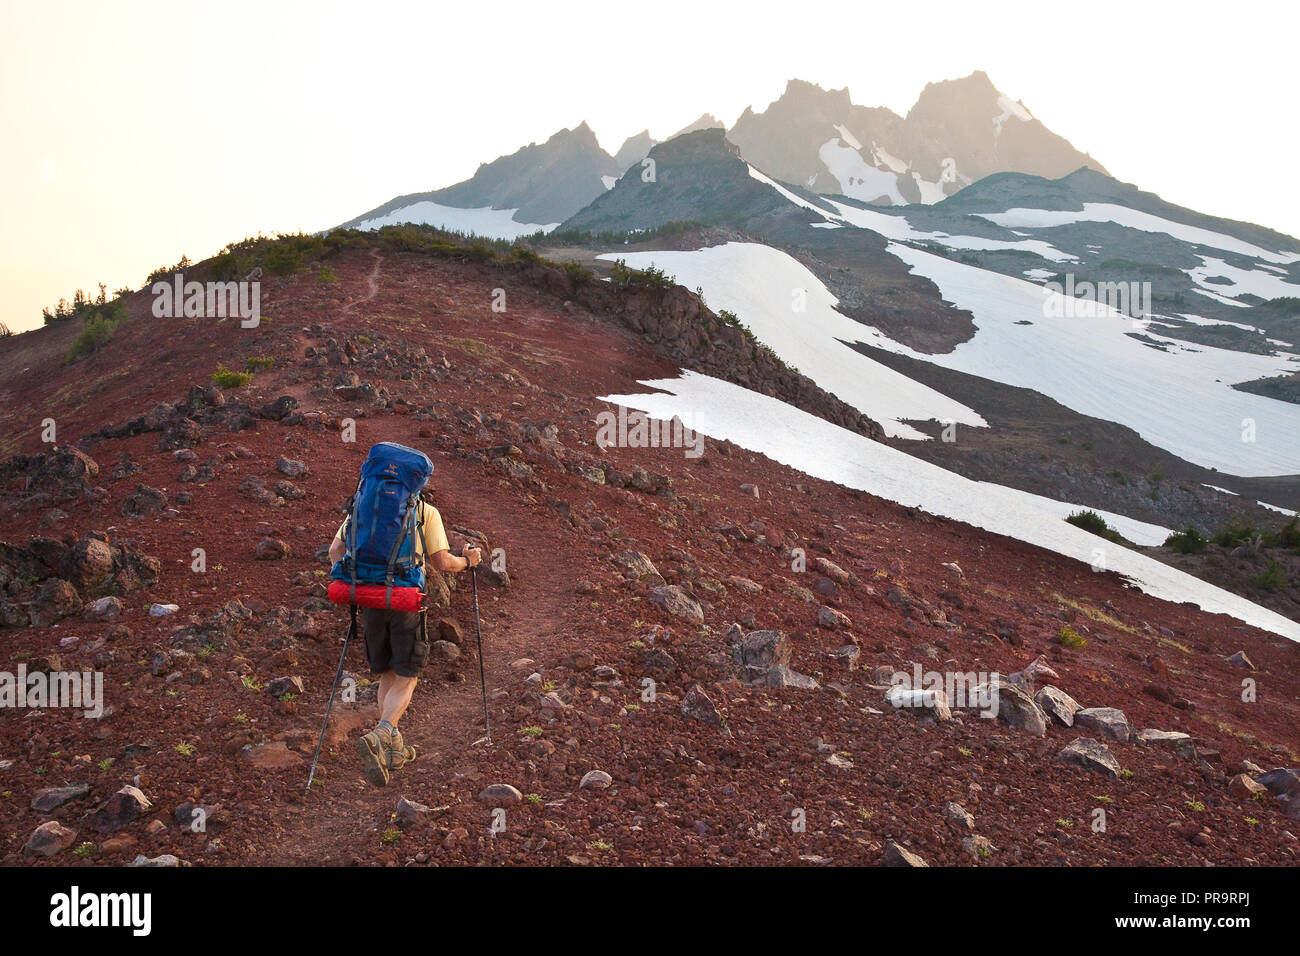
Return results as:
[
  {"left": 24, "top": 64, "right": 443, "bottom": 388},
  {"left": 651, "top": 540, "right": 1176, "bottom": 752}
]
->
[{"left": 464, "top": 545, "right": 482, "bottom": 569}]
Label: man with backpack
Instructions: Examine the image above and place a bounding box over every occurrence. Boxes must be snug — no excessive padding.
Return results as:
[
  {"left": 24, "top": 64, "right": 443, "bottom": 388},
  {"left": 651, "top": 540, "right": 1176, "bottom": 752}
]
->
[{"left": 327, "top": 442, "right": 482, "bottom": 787}]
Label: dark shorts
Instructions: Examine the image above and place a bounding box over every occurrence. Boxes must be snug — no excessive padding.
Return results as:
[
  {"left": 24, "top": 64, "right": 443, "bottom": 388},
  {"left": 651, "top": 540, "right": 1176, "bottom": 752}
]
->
[{"left": 361, "top": 608, "right": 428, "bottom": 678}]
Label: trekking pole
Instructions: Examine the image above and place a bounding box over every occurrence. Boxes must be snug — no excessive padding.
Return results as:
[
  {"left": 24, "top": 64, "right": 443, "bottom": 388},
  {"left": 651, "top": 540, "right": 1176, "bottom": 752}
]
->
[
  {"left": 471, "top": 564, "right": 490, "bottom": 744},
  {"left": 306, "top": 605, "right": 356, "bottom": 792}
]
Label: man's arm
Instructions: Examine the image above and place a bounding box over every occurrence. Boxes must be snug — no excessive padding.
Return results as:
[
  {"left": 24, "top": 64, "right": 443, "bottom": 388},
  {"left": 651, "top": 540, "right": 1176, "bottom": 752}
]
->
[
  {"left": 328, "top": 534, "right": 346, "bottom": 564},
  {"left": 429, "top": 545, "right": 481, "bottom": 574}
]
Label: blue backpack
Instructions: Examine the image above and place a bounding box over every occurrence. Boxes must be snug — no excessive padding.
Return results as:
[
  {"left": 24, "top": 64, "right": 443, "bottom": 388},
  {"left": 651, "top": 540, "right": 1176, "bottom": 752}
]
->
[{"left": 330, "top": 442, "right": 435, "bottom": 603}]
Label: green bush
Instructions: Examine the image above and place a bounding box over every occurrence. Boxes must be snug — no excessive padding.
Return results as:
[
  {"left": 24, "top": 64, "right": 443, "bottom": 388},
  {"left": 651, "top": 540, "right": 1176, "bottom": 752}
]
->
[
  {"left": 1058, "top": 625, "right": 1087, "bottom": 649},
  {"left": 66, "top": 315, "right": 119, "bottom": 361},
  {"left": 1164, "top": 526, "right": 1208, "bottom": 554},
  {"left": 245, "top": 356, "right": 275, "bottom": 372},
  {"left": 562, "top": 260, "right": 593, "bottom": 285},
  {"left": 1253, "top": 562, "right": 1288, "bottom": 591},
  {"left": 1278, "top": 517, "right": 1300, "bottom": 549},
  {"left": 1066, "top": 510, "right": 1123, "bottom": 543},
  {"left": 65, "top": 299, "right": 127, "bottom": 362},
  {"left": 212, "top": 364, "right": 253, "bottom": 388},
  {"left": 1212, "top": 519, "right": 1259, "bottom": 548}
]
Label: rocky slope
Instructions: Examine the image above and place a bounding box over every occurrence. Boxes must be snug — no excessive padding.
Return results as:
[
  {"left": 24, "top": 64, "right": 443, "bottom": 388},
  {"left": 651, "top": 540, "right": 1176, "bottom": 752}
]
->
[{"left": 1, "top": 231, "right": 1298, "bottom": 867}]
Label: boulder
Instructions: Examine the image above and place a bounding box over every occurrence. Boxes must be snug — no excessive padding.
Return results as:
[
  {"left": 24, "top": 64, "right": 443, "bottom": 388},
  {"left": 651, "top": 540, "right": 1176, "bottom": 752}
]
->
[
  {"left": 1135, "top": 729, "right": 1195, "bottom": 758},
  {"left": 1059, "top": 737, "right": 1121, "bottom": 778},
  {"left": 579, "top": 770, "right": 613, "bottom": 790},
  {"left": 1075, "top": 707, "right": 1133, "bottom": 742},
  {"left": 1258, "top": 768, "right": 1300, "bottom": 798},
  {"left": 881, "top": 841, "right": 928, "bottom": 867},
  {"left": 32, "top": 782, "right": 92, "bottom": 812},
  {"left": 611, "top": 550, "right": 664, "bottom": 585},
  {"left": 29, "top": 578, "right": 81, "bottom": 626},
  {"left": 24, "top": 820, "right": 77, "bottom": 857},
  {"left": 478, "top": 783, "right": 522, "bottom": 805},
  {"left": 648, "top": 585, "right": 704, "bottom": 624},
  {"left": 979, "top": 679, "right": 1047, "bottom": 736},
  {"left": 681, "top": 684, "right": 724, "bottom": 727},
  {"left": 84, "top": 785, "right": 152, "bottom": 833},
  {"left": 1034, "top": 685, "right": 1082, "bottom": 726}
]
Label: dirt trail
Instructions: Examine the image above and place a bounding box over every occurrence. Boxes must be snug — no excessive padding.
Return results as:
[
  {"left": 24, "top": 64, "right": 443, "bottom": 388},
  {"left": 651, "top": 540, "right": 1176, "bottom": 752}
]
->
[{"left": 341, "top": 248, "right": 383, "bottom": 313}]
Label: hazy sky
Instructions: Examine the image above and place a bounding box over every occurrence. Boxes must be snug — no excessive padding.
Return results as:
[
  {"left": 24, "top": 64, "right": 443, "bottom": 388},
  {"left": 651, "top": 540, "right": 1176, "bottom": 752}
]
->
[{"left": 2, "top": 0, "right": 1297, "bottom": 333}]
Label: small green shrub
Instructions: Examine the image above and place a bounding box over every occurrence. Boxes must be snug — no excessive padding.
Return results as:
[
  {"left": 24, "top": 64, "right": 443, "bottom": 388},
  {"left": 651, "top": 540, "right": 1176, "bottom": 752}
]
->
[
  {"left": 1212, "top": 519, "right": 1259, "bottom": 548},
  {"left": 1253, "top": 562, "right": 1287, "bottom": 591},
  {"left": 1066, "top": 510, "right": 1123, "bottom": 543},
  {"left": 213, "top": 364, "right": 253, "bottom": 388},
  {"left": 66, "top": 313, "right": 120, "bottom": 362},
  {"left": 1164, "top": 526, "right": 1208, "bottom": 554},
  {"left": 1058, "top": 625, "right": 1087, "bottom": 649},
  {"left": 245, "top": 356, "right": 275, "bottom": 372}
]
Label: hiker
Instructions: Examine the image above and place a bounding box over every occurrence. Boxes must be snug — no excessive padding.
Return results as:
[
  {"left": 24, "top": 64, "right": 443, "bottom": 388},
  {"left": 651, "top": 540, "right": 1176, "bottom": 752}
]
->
[{"left": 327, "top": 444, "right": 482, "bottom": 787}]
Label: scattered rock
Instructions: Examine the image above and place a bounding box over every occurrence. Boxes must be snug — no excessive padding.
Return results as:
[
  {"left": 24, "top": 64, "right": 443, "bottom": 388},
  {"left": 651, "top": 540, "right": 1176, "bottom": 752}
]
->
[
  {"left": 944, "top": 802, "right": 975, "bottom": 832},
  {"left": 1075, "top": 707, "right": 1133, "bottom": 743},
  {"left": 579, "top": 770, "right": 613, "bottom": 790},
  {"left": 979, "top": 679, "right": 1047, "bottom": 736},
  {"left": 1226, "top": 651, "right": 1255, "bottom": 670},
  {"left": 256, "top": 537, "right": 291, "bottom": 560},
  {"left": 1228, "top": 773, "right": 1269, "bottom": 800},
  {"left": 1034, "top": 685, "right": 1081, "bottom": 727},
  {"left": 32, "top": 782, "right": 92, "bottom": 812},
  {"left": 1135, "top": 729, "right": 1195, "bottom": 758},
  {"left": 83, "top": 596, "right": 124, "bottom": 622},
  {"left": 24, "top": 820, "right": 77, "bottom": 857},
  {"left": 84, "top": 785, "right": 152, "bottom": 834},
  {"left": 1059, "top": 737, "right": 1121, "bottom": 778},
  {"left": 681, "top": 684, "right": 724, "bottom": 727},
  {"left": 648, "top": 585, "right": 704, "bottom": 624},
  {"left": 394, "top": 796, "right": 432, "bottom": 825},
  {"left": 881, "top": 841, "right": 928, "bottom": 867},
  {"left": 478, "top": 783, "right": 522, "bottom": 805}
]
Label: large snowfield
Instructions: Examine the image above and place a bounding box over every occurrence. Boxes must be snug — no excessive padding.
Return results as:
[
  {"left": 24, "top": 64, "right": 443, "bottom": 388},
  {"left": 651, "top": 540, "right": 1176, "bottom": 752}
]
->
[
  {"left": 976, "top": 203, "right": 1300, "bottom": 266},
  {"left": 354, "top": 201, "right": 557, "bottom": 239},
  {"left": 604, "top": 241, "right": 1300, "bottom": 476},
  {"left": 600, "top": 371, "right": 1300, "bottom": 642},
  {"left": 598, "top": 243, "right": 986, "bottom": 441}
]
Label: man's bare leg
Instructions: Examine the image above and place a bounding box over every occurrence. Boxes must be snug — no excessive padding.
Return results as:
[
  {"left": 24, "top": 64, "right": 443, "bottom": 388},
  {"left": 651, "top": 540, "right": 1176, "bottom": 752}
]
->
[{"left": 380, "top": 673, "right": 418, "bottom": 728}]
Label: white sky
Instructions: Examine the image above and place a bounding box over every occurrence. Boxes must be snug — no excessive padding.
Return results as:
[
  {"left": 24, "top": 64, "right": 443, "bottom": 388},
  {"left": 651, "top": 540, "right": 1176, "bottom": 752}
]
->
[{"left": 2, "top": 0, "right": 1297, "bottom": 333}]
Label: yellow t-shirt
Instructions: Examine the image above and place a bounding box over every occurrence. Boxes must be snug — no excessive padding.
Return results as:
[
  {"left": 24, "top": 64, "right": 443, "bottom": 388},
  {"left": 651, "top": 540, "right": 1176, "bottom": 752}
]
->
[{"left": 336, "top": 501, "right": 450, "bottom": 562}]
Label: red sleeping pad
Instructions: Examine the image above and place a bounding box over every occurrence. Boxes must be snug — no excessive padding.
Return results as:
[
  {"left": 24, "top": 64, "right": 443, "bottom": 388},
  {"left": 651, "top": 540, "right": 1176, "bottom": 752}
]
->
[{"left": 327, "top": 580, "right": 423, "bottom": 612}]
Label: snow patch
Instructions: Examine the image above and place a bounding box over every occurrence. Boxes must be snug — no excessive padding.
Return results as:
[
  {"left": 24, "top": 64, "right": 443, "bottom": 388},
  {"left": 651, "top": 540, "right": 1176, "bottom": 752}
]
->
[
  {"left": 879, "top": 243, "right": 1300, "bottom": 476},
  {"left": 818, "top": 138, "right": 906, "bottom": 206},
  {"left": 833, "top": 123, "right": 863, "bottom": 150},
  {"left": 978, "top": 203, "right": 1300, "bottom": 265},
  {"left": 353, "top": 202, "right": 556, "bottom": 240},
  {"left": 597, "top": 242, "right": 985, "bottom": 440},
  {"left": 600, "top": 371, "right": 1300, "bottom": 642}
]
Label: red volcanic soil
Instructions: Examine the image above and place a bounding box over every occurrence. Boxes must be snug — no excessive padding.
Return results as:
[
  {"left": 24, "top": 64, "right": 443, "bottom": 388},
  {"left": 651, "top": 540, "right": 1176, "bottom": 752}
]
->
[{"left": 0, "top": 240, "right": 1297, "bottom": 867}]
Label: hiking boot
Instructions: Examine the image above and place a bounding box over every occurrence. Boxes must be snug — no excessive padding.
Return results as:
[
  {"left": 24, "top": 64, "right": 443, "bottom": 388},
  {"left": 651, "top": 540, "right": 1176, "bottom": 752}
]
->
[
  {"left": 355, "top": 727, "right": 393, "bottom": 787},
  {"left": 386, "top": 729, "right": 418, "bottom": 771}
]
